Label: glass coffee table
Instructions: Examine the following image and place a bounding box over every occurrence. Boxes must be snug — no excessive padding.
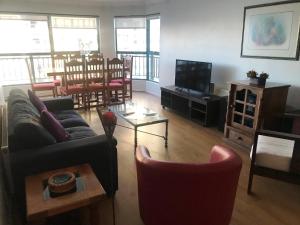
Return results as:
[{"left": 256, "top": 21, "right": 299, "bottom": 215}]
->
[{"left": 109, "top": 102, "right": 168, "bottom": 149}]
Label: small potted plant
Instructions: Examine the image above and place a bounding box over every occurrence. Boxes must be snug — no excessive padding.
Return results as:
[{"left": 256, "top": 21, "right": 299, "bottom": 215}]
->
[
  {"left": 247, "top": 70, "right": 259, "bottom": 85},
  {"left": 258, "top": 72, "right": 269, "bottom": 86}
]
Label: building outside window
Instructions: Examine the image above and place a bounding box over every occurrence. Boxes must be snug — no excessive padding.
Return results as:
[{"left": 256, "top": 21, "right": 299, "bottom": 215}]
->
[
  {"left": 0, "top": 13, "right": 99, "bottom": 85},
  {"left": 114, "top": 15, "right": 160, "bottom": 82}
]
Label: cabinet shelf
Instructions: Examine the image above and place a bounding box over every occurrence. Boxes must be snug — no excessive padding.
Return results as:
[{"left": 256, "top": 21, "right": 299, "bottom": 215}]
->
[
  {"left": 244, "top": 115, "right": 254, "bottom": 119},
  {"left": 161, "top": 86, "right": 221, "bottom": 127},
  {"left": 191, "top": 108, "right": 206, "bottom": 114},
  {"left": 246, "top": 103, "right": 256, "bottom": 107},
  {"left": 233, "top": 111, "right": 243, "bottom": 116},
  {"left": 235, "top": 100, "right": 244, "bottom": 104}
]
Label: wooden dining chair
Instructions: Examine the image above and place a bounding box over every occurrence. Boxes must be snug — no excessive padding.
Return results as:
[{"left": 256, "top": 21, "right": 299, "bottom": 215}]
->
[
  {"left": 60, "top": 59, "right": 87, "bottom": 109},
  {"left": 111, "top": 56, "right": 133, "bottom": 99},
  {"left": 86, "top": 58, "right": 106, "bottom": 108},
  {"left": 69, "top": 51, "right": 83, "bottom": 61},
  {"left": 123, "top": 55, "right": 133, "bottom": 99},
  {"left": 88, "top": 51, "right": 103, "bottom": 60},
  {"left": 51, "top": 53, "right": 69, "bottom": 95},
  {"left": 106, "top": 58, "right": 126, "bottom": 105},
  {"left": 25, "top": 58, "right": 56, "bottom": 97}
]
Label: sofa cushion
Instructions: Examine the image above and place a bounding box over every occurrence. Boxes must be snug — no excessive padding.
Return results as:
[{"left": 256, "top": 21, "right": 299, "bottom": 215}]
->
[
  {"left": 8, "top": 89, "right": 32, "bottom": 109},
  {"left": 28, "top": 89, "right": 47, "bottom": 112},
  {"left": 53, "top": 110, "right": 89, "bottom": 128},
  {"left": 65, "top": 126, "right": 96, "bottom": 140},
  {"left": 41, "top": 110, "right": 70, "bottom": 142},
  {"left": 13, "top": 111, "right": 56, "bottom": 149}
]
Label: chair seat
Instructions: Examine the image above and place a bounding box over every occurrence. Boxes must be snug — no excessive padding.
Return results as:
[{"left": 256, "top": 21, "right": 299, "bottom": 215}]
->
[
  {"left": 60, "top": 85, "right": 85, "bottom": 95},
  {"left": 87, "top": 83, "right": 105, "bottom": 91},
  {"left": 53, "top": 79, "right": 61, "bottom": 86},
  {"left": 111, "top": 78, "right": 131, "bottom": 84},
  {"left": 107, "top": 82, "right": 123, "bottom": 88},
  {"left": 250, "top": 135, "right": 295, "bottom": 172},
  {"left": 32, "top": 82, "right": 55, "bottom": 90}
]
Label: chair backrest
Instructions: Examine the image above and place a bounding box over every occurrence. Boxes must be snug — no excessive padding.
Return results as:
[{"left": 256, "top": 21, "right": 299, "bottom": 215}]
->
[
  {"left": 123, "top": 55, "right": 133, "bottom": 79},
  {"left": 135, "top": 145, "right": 242, "bottom": 225},
  {"left": 52, "top": 53, "right": 68, "bottom": 70},
  {"left": 25, "top": 58, "right": 35, "bottom": 86},
  {"left": 64, "top": 59, "right": 85, "bottom": 89},
  {"left": 68, "top": 51, "right": 83, "bottom": 61},
  {"left": 107, "top": 58, "right": 125, "bottom": 82},
  {"left": 86, "top": 58, "right": 105, "bottom": 85},
  {"left": 88, "top": 51, "right": 103, "bottom": 60}
]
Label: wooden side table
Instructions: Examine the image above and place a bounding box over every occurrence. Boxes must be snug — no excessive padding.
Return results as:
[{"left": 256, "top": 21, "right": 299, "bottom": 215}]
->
[{"left": 25, "top": 164, "right": 106, "bottom": 225}]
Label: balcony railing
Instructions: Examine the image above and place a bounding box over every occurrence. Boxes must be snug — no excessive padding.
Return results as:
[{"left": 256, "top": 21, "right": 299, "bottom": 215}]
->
[
  {"left": 0, "top": 52, "right": 160, "bottom": 85},
  {"left": 0, "top": 54, "right": 52, "bottom": 85},
  {"left": 117, "top": 52, "right": 160, "bottom": 81}
]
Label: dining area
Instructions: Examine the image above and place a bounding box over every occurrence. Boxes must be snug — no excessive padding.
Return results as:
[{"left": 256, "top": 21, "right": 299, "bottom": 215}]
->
[{"left": 26, "top": 51, "right": 133, "bottom": 110}]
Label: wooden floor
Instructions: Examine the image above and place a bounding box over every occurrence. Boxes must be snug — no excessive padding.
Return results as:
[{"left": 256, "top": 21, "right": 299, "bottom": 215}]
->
[{"left": 1, "top": 92, "right": 300, "bottom": 225}]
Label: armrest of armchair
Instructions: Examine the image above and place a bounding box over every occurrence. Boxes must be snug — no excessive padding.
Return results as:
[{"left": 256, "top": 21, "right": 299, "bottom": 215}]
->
[
  {"left": 253, "top": 129, "right": 300, "bottom": 174},
  {"left": 42, "top": 96, "right": 74, "bottom": 111}
]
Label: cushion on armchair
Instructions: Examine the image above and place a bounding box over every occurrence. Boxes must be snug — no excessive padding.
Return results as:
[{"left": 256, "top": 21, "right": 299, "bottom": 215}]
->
[
  {"left": 251, "top": 135, "right": 294, "bottom": 172},
  {"left": 41, "top": 110, "right": 70, "bottom": 142}
]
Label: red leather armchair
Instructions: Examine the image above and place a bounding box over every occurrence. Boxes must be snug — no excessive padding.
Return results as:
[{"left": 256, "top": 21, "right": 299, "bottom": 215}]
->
[{"left": 135, "top": 145, "right": 242, "bottom": 225}]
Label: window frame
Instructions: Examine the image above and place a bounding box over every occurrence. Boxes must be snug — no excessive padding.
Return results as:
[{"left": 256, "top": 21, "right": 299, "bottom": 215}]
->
[
  {"left": 0, "top": 11, "right": 101, "bottom": 56},
  {"left": 114, "top": 14, "right": 160, "bottom": 82}
]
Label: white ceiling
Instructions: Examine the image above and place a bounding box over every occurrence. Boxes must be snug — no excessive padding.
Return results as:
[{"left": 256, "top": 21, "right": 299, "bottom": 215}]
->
[{"left": 25, "top": 0, "right": 166, "bottom": 6}]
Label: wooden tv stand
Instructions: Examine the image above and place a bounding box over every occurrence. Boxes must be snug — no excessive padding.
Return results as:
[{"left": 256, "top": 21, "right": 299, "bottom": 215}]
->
[{"left": 161, "top": 86, "right": 221, "bottom": 126}]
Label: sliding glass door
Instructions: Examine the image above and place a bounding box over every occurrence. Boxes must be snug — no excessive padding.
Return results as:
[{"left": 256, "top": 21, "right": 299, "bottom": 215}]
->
[{"left": 115, "top": 15, "right": 160, "bottom": 82}]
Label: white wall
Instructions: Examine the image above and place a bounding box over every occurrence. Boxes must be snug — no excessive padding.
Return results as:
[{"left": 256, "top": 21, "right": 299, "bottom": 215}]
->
[
  {"left": 154, "top": 0, "right": 300, "bottom": 107},
  {"left": 2, "top": 0, "right": 299, "bottom": 106}
]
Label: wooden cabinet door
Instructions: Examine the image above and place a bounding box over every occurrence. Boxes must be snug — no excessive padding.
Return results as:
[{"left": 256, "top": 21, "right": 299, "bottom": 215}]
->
[{"left": 228, "top": 84, "right": 261, "bottom": 132}]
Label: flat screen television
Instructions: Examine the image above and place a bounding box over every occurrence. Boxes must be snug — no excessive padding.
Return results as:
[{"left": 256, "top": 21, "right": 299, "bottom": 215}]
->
[{"left": 175, "top": 59, "right": 212, "bottom": 94}]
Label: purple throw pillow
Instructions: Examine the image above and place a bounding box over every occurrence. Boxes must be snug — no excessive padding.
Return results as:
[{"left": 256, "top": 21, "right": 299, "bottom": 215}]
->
[
  {"left": 41, "top": 110, "right": 70, "bottom": 142},
  {"left": 28, "top": 89, "right": 47, "bottom": 112}
]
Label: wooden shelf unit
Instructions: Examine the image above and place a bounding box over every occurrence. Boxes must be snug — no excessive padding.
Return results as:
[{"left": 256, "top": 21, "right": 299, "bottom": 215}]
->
[
  {"left": 161, "top": 86, "right": 221, "bottom": 127},
  {"left": 224, "top": 80, "right": 290, "bottom": 149}
]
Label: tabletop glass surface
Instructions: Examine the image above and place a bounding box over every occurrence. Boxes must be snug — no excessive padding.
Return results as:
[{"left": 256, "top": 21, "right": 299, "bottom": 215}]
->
[{"left": 109, "top": 102, "right": 167, "bottom": 126}]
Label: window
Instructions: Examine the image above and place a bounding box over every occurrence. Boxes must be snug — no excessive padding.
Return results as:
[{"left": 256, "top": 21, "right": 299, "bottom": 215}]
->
[
  {"left": 0, "top": 14, "right": 50, "bottom": 53},
  {"left": 149, "top": 18, "right": 160, "bottom": 52},
  {"left": 115, "top": 17, "right": 146, "bottom": 52},
  {"left": 115, "top": 15, "right": 160, "bottom": 81},
  {"left": 0, "top": 13, "right": 100, "bottom": 84},
  {"left": 51, "top": 16, "right": 98, "bottom": 52}
]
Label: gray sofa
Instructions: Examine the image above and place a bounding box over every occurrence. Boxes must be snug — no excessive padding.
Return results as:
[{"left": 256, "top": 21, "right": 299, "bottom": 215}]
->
[{"left": 1, "top": 89, "right": 118, "bottom": 209}]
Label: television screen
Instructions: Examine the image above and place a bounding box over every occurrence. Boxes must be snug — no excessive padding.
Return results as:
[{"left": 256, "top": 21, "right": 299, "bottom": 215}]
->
[{"left": 175, "top": 59, "right": 212, "bottom": 93}]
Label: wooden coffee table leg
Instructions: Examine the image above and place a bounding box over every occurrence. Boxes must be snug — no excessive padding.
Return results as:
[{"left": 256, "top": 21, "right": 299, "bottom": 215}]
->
[{"left": 89, "top": 202, "right": 101, "bottom": 225}]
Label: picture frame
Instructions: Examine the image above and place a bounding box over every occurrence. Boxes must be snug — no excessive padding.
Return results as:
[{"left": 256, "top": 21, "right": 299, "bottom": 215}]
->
[{"left": 241, "top": 1, "right": 300, "bottom": 60}]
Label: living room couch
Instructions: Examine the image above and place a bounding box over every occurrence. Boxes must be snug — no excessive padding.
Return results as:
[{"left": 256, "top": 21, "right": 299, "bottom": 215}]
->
[{"left": 1, "top": 89, "right": 118, "bottom": 206}]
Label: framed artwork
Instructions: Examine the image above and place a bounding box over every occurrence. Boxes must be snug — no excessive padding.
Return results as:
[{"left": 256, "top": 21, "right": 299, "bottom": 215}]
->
[{"left": 241, "top": 1, "right": 300, "bottom": 60}]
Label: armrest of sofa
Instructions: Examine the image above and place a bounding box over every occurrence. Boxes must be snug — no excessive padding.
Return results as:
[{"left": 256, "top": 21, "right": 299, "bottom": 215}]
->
[
  {"left": 42, "top": 96, "right": 74, "bottom": 111},
  {"left": 10, "top": 135, "right": 116, "bottom": 167},
  {"left": 8, "top": 135, "right": 118, "bottom": 196}
]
